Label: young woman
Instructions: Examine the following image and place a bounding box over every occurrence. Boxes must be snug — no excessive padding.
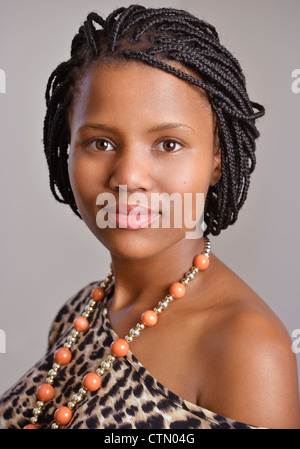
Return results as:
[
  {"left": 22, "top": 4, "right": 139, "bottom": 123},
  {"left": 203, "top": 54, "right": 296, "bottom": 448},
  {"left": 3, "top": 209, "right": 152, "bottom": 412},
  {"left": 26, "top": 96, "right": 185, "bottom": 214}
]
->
[{"left": 0, "top": 4, "right": 299, "bottom": 429}]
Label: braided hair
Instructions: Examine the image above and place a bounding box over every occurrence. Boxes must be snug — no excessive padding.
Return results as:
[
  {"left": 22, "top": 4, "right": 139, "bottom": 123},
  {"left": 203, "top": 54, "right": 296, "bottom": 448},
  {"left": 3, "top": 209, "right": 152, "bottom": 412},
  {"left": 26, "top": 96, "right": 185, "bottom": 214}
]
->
[{"left": 43, "top": 4, "right": 265, "bottom": 237}]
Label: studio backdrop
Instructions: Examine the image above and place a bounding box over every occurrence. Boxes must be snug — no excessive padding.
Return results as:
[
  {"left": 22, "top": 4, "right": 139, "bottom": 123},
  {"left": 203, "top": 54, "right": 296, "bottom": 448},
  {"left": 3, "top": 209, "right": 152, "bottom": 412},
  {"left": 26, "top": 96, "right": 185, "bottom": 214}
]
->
[{"left": 0, "top": 0, "right": 299, "bottom": 396}]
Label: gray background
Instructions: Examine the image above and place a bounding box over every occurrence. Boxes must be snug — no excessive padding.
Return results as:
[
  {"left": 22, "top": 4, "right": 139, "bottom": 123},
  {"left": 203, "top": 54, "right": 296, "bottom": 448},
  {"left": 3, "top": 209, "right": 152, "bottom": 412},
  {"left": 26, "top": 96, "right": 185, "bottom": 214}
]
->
[{"left": 0, "top": 0, "right": 299, "bottom": 398}]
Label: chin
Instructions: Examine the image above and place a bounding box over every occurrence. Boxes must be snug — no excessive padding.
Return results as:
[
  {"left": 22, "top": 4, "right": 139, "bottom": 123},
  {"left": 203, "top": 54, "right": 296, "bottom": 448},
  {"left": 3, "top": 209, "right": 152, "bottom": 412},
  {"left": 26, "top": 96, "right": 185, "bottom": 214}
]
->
[{"left": 92, "top": 226, "right": 182, "bottom": 261}]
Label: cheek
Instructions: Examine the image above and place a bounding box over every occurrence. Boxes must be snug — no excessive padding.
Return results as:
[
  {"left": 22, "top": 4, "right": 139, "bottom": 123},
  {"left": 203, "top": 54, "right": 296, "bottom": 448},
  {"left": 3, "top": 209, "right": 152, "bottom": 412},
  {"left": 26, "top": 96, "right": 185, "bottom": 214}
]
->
[
  {"left": 67, "top": 154, "right": 102, "bottom": 211},
  {"left": 158, "top": 157, "right": 211, "bottom": 229},
  {"left": 162, "top": 157, "right": 211, "bottom": 196}
]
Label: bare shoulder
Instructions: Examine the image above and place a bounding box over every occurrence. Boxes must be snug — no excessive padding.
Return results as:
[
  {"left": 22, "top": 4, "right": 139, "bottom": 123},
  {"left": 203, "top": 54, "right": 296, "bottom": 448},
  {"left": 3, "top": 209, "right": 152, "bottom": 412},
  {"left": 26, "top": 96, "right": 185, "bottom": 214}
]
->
[{"left": 197, "top": 252, "right": 300, "bottom": 429}]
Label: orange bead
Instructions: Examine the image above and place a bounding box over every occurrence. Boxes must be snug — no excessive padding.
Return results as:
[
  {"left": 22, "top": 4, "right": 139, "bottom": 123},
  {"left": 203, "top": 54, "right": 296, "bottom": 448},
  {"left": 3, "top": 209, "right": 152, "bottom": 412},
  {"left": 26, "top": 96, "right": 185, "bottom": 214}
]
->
[
  {"left": 82, "top": 372, "right": 102, "bottom": 392},
  {"left": 91, "top": 287, "right": 105, "bottom": 302},
  {"left": 141, "top": 310, "right": 158, "bottom": 327},
  {"left": 54, "top": 406, "right": 73, "bottom": 426},
  {"left": 36, "top": 383, "right": 55, "bottom": 402},
  {"left": 110, "top": 338, "right": 129, "bottom": 358},
  {"left": 73, "top": 316, "right": 89, "bottom": 332},
  {"left": 54, "top": 347, "right": 72, "bottom": 365},
  {"left": 169, "top": 282, "right": 186, "bottom": 298},
  {"left": 23, "top": 424, "right": 38, "bottom": 429},
  {"left": 193, "top": 254, "right": 209, "bottom": 270}
]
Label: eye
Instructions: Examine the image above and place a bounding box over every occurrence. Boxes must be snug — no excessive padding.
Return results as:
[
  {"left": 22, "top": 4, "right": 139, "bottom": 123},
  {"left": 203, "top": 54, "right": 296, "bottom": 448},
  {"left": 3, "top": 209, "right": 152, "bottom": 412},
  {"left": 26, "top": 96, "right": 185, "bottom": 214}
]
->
[
  {"left": 86, "top": 138, "right": 114, "bottom": 151},
  {"left": 156, "top": 140, "right": 182, "bottom": 153}
]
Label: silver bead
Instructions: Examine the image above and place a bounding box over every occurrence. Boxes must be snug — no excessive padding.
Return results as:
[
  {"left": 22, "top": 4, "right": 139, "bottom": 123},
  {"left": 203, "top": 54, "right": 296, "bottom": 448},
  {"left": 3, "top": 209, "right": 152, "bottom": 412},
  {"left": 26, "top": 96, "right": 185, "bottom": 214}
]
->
[
  {"left": 191, "top": 266, "right": 199, "bottom": 274},
  {"left": 51, "top": 422, "right": 59, "bottom": 429},
  {"left": 153, "top": 306, "right": 162, "bottom": 314},
  {"left": 158, "top": 300, "right": 168, "bottom": 309},
  {"left": 67, "top": 335, "right": 77, "bottom": 343},
  {"left": 36, "top": 401, "right": 44, "bottom": 409},
  {"left": 181, "top": 278, "right": 189, "bottom": 285},
  {"left": 88, "top": 299, "right": 96, "bottom": 307},
  {"left": 79, "top": 388, "right": 87, "bottom": 396},
  {"left": 96, "top": 367, "right": 105, "bottom": 376},
  {"left": 68, "top": 401, "right": 76, "bottom": 409},
  {"left": 72, "top": 393, "right": 83, "bottom": 403},
  {"left": 52, "top": 363, "right": 60, "bottom": 371},
  {"left": 165, "top": 294, "right": 173, "bottom": 302},
  {"left": 125, "top": 335, "right": 133, "bottom": 342},
  {"left": 107, "top": 355, "right": 116, "bottom": 363},
  {"left": 46, "top": 376, "right": 54, "bottom": 384},
  {"left": 33, "top": 408, "right": 42, "bottom": 416},
  {"left": 186, "top": 271, "right": 195, "bottom": 279},
  {"left": 82, "top": 312, "right": 89, "bottom": 318},
  {"left": 129, "top": 328, "right": 139, "bottom": 337},
  {"left": 101, "top": 360, "right": 112, "bottom": 370},
  {"left": 30, "top": 416, "right": 38, "bottom": 424},
  {"left": 48, "top": 369, "right": 58, "bottom": 377},
  {"left": 71, "top": 330, "right": 79, "bottom": 338}
]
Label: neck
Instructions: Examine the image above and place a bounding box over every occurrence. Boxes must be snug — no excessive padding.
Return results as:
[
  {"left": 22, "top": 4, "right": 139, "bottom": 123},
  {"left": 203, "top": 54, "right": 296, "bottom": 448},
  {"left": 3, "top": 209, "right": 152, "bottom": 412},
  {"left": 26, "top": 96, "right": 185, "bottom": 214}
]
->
[{"left": 108, "top": 235, "right": 208, "bottom": 312}]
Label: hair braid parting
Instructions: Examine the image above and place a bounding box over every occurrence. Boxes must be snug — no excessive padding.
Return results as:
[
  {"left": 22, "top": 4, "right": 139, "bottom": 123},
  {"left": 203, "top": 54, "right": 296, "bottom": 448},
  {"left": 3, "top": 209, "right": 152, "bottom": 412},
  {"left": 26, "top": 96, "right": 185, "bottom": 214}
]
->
[{"left": 43, "top": 4, "right": 265, "bottom": 236}]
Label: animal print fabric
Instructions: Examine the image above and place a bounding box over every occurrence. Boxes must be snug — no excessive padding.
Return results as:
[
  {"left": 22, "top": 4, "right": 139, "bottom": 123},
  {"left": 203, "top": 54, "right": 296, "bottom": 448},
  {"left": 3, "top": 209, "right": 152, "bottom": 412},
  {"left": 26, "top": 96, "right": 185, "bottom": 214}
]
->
[{"left": 0, "top": 280, "right": 261, "bottom": 429}]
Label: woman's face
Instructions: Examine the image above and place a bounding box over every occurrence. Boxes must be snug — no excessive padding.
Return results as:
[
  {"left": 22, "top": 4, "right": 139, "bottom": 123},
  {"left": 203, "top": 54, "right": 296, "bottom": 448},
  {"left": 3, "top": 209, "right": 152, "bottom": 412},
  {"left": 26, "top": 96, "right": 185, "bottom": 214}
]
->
[{"left": 68, "top": 60, "right": 221, "bottom": 259}]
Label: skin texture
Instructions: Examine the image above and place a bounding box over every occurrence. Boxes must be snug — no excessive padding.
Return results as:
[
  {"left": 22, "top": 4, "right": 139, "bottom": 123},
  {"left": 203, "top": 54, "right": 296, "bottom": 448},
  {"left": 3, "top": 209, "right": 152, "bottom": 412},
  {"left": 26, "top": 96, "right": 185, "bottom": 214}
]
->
[{"left": 67, "top": 60, "right": 300, "bottom": 429}]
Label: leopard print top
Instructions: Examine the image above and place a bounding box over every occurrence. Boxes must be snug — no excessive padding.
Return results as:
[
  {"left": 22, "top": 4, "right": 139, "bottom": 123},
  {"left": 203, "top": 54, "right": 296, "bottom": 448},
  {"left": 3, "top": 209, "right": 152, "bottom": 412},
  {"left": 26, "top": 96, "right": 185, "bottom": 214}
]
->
[{"left": 0, "top": 280, "right": 261, "bottom": 429}]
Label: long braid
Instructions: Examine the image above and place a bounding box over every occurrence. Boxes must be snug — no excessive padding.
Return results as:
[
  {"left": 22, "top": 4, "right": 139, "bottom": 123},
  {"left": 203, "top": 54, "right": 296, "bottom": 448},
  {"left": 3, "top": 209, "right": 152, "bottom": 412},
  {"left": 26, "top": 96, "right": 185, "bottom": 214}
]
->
[{"left": 43, "top": 4, "right": 265, "bottom": 236}]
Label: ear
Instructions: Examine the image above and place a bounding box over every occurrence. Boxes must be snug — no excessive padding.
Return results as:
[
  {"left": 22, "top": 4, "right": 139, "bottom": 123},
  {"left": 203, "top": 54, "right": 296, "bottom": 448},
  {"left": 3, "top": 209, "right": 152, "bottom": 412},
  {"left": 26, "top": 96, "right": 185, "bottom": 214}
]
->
[{"left": 209, "top": 146, "right": 222, "bottom": 187}]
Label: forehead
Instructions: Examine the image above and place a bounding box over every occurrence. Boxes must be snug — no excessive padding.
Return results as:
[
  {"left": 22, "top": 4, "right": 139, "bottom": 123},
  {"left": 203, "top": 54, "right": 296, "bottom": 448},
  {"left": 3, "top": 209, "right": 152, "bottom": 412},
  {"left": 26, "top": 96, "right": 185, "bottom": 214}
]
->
[{"left": 69, "top": 60, "right": 212, "bottom": 126}]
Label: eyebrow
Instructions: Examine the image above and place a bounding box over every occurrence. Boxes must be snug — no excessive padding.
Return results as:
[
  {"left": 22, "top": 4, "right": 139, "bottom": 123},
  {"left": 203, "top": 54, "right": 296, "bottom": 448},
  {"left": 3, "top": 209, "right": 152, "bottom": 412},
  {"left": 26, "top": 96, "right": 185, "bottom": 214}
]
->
[{"left": 78, "top": 122, "right": 194, "bottom": 134}]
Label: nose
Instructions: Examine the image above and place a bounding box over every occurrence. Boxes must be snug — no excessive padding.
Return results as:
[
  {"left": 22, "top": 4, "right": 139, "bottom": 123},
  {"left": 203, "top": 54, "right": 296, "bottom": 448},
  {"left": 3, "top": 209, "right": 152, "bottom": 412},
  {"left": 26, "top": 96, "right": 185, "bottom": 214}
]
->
[{"left": 108, "top": 147, "right": 154, "bottom": 193}]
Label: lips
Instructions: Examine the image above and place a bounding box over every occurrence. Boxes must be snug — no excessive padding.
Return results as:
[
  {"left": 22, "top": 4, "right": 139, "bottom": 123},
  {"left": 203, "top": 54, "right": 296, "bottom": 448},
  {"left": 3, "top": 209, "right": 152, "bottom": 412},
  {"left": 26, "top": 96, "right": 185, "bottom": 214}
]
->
[
  {"left": 105, "top": 203, "right": 160, "bottom": 229},
  {"left": 115, "top": 204, "right": 160, "bottom": 215}
]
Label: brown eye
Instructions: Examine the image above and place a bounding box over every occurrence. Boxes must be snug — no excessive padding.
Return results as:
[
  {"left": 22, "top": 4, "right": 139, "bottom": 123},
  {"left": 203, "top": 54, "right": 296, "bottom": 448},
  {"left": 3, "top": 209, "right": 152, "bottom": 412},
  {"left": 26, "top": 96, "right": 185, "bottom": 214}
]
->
[
  {"left": 157, "top": 140, "right": 181, "bottom": 152},
  {"left": 96, "top": 140, "right": 113, "bottom": 151},
  {"left": 88, "top": 139, "right": 114, "bottom": 151}
]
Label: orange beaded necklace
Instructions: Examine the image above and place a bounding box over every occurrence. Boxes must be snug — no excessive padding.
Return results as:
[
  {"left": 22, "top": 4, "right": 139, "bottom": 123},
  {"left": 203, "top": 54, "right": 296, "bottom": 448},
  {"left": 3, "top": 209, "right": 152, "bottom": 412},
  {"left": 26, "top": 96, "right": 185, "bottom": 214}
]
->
[{"left": 23, "top": 236, "right": 211, "bottom": 429}]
